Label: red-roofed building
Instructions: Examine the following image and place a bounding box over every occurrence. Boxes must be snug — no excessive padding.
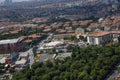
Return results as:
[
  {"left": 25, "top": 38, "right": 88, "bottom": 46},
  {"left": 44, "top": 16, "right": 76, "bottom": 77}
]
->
[
  {"left": 56, "top": 29, "right": 66, "bottom": 34},
  {"left": 87, "top": 31, "right": 111, "bottom": 45},
  {"left": 32, "top": 18, "right": 48, "bottom": 23},
  {"left": 111, "top": 30, "right": 120, "bottom": 38},
  {"left": 10, "top": 30, "right": 20, "bottom": 34},
  {"left": 27, "top": 34, "right": 41, "bottom": 39},
  {"left": 43, "top": 28, "right": 52, "bottom": 33}
]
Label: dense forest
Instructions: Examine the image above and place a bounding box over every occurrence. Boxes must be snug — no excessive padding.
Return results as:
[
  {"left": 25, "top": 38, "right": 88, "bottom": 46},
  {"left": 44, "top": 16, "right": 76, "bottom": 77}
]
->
[{"left": 12, "top": 44, "right": 120, "bottom": 80}]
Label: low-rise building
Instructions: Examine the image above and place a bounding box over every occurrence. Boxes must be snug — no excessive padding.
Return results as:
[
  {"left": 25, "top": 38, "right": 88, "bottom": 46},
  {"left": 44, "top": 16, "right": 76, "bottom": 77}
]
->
[
  {"left": 65, "top": 27, "right": 72, "bottom": 30},
  {"left": 19, "top": 52, "right": 29, "bottom": 59},
  {"left": 43, "top": 28, "right": 52, "bottom": 33},
  {"left": 55, "top": 52, "right": 72, "bottom": 60},
  {"left": 32, "top": 18, "right": 48, "bottom": 23},
  {"left": 27, "top": 34, "right": 41, "bottom": 40},
  {"left": 87, "top": 31, "right": 111, "bottom": 45},
  {"left": 45, "top": 41, "right": 64, "bottom": 47},
  {"left": 39, "top": 54, "right": 56, "bottom": 62},
  {"left": 75, "top": 27, "right": 85, "bottom": 35},
  {"left": 0, "top": 57, "right": 6, "bottom": 63},
  {"left": 10, "top": 30, "right": 20, "bottom": 34},
  {"left": 54, "top": 33, "right": 75, "bottom": 40},
  {"left": 0, "top": 39, "right": 24, "bottom": 53},
  {"left": 111, "top": 30, "right": 120, "bottom": 43},
  {"left": 15, "top": 59, "right": 27, "bottom": 67},
  {"left": 38, "top": 41, "right": 64, "bottom": 51},
  {"left": 0, "top": 27, "right": 6, "bottom": 32},
  {"left": 111, "top": 31, "right": 120, "bottom": 38}
]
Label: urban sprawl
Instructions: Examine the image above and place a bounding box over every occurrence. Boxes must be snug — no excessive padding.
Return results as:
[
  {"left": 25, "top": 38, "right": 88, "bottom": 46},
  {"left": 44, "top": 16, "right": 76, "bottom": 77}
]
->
[{"left": 0, "top": 16, "right": 120, "bottom": 80}]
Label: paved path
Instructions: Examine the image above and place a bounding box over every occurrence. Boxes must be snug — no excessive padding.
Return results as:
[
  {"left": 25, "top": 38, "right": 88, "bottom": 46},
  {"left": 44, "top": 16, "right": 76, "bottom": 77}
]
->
[
  {"left": 26, "top": 48, "right": 34, "bottom": 68},
  {"left": 106, "top": 63, "right": 120, "bottom": 80},
  {"left": 24, "top": 33, "right": 54, "bottom": 69}
]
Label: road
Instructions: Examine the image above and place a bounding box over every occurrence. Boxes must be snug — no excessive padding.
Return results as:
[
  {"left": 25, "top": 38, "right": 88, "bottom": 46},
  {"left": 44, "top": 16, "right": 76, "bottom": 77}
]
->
[
  {"left": 26, "top": 48, "right": 34, "bottom": 68},
  {"left": 106, "top": 63, "right": 120, "bottom": 80},
  {"left": 27, "top": 33, "right": 53, "bottom": 68},
  {"left": 38, "top": 33, "right": 53, "bottom": 47}
]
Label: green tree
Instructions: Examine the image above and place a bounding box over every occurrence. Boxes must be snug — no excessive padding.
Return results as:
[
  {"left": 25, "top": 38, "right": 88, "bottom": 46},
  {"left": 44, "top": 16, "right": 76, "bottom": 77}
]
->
[
  {"left": 45, "top": 61, "right": 53, "bottom": 68},
  {"left": 35, "top": 68, "right": 45, "bottom": 76},
  {"left": 31, "top": 76, "right": 37, "bottom": 80}
]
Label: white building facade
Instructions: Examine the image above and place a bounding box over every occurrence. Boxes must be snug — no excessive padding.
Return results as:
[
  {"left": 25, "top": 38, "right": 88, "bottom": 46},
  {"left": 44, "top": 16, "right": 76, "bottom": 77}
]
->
[{"left": 87, "top": 31, "right": 111, "bottom": 45}]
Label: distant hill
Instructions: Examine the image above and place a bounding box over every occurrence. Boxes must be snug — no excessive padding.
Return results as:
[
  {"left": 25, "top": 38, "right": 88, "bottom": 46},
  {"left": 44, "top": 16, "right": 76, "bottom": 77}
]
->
[{"left": 0, "top": 0, "right": 120, "bottom": 20}]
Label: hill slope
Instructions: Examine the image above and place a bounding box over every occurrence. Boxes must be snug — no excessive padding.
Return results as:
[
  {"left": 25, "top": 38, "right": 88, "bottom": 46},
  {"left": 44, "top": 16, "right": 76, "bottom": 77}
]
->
[{"left": 0, "top": 0, "right": 120, "bottom": 20}]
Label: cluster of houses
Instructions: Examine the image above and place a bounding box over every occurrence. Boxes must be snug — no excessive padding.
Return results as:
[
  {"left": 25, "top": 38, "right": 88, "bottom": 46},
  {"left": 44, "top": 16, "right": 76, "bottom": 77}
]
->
[{"left": 0, "top": 16, "right": 120, "bottom": 75}]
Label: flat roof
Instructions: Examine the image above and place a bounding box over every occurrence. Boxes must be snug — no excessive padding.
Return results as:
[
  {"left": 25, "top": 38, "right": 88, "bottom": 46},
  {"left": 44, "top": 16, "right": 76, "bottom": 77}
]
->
[
  {"left": 0, "top": 57, "right": 6, "bottom": 63},
  {"left": 39, "top": 54, "right": 55, "bottom": 62},
  {"left": 15, "top": 59, "right": 27, "bottom": 65},
  {"left": 19, "top": 52, "right": 29, "bottom": 57},
  {"left": 0, "top": 39, "right": 20, "bottom": 45},
  {"left": 55, "top": 52, "right": 72, "bottom": 59},
  {"left": 46, "top": 41, "right": 63, "bottom": 47},
  {"left": 39, "top": 46, "right": 53, "bottom": 50}
]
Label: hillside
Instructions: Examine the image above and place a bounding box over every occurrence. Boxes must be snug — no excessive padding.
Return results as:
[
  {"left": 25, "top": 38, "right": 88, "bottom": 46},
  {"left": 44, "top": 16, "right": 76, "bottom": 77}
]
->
[{"left": 0, "top": 0, "right": 120, "bottom": 20}]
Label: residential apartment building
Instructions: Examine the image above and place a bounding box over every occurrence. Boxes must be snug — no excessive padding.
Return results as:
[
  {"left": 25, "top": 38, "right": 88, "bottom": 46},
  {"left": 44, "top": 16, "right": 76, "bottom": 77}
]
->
[{"left": 87, "top": 31, "right": 111, "bottom": 45}]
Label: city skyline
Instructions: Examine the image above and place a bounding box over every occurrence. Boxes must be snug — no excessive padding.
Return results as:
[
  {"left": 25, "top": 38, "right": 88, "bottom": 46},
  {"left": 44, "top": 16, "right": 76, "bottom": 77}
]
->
[{"left": 0, "top": 0, "right": 28, "bottom": 3}]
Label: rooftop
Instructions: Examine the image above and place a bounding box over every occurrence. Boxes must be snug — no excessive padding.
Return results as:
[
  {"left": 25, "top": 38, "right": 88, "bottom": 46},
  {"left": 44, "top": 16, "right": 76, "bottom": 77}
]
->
[
  {"left": 39, "top": 46, "right": 53, "bottom": 50},
  {"left": 55, "top": 52, "right": 72, "bottom": 59},
  {"left": 19, "top": 36, "right": 27, "bottom": 40},
  {"left": 43, "top": 28, "right": 51, "bottom": 32},
  {"left": 56, "top": 29, "right": 66, "bottom": 33},
  {"left": 54, "top": 33, "right": 75, "bottom": 36},
  {"left": 0, "top": 27, "right": 5, "bottom": 30},
  {"left": 67, "top": 30, "right": 75, "bottom": 33},
  {"left": 111, "top": 31, "right": 120, "bottom": 34},
  {"left": 0, "top": 57, "right": 6, "bottom": 63},
  {"left": 88, "top": 23, "right": 100, "bottom": 29},
  {"left": 88, "top": 31, "right": 110, "bottom": 37},
  {"left": 80, "top": 20, "right": 93, "bottom": 26},
  {"left": 0, "top": 39, "right": 20, "bottom": 45},
  {"left": 24, "top": 40, "right": 33, "bottom": 43},
  {"left": 10, "top": 30, "right": 20, "bottom": 34},
  {"left": 45, "top": 41, "right": 64, "bottom": 47},
  {"left": 19, "top": 52, "right": 29, "bottom": 57},
  {"left": 15, "top": 59, "right": 27, "bottom": 65},
  {"left": 76, "top": 27, "right": 84, "bottom": 30},
  {"left": 39, "top": 54, "right": 56, "bottom": 62},
  {"left": 28, "top": 34, "right": 41, "bottom": 39}
]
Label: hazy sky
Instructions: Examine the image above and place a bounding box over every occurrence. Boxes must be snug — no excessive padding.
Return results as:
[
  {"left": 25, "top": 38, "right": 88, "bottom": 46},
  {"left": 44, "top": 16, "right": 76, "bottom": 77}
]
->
[{"left": 0, "top": 0, "right": 29, "bottom": 3}]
